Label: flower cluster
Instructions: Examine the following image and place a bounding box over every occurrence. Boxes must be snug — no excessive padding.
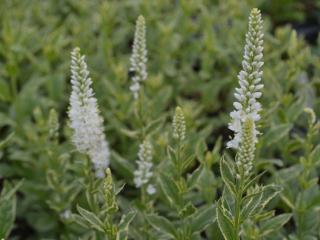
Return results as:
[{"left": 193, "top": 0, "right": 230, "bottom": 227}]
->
[
  {"left": 129, "top": 15, "right": 148, "bottom": 99},
  {"left": 133, "top": 140, "right": 155, "bottom": 195},
  {"left": 173, "top": 106, "right": 186, "bottom": 141},
  {"left": 68, "top": 47, "right": 110, "bottom": 178},
  {"left": 227, "top": 8, "right": 264, "bottom": 149},
  {"left": 236, "top": 118, "right": 256, "bottom": 176}
]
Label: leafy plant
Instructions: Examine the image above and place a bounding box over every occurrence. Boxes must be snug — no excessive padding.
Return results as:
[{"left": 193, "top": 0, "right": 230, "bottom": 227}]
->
[{"left": 0, "top": 1, "right": 319, "bottom": 239}]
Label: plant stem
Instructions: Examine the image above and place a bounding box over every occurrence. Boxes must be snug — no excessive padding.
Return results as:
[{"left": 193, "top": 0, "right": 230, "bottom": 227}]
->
[
  {"left": 137, "top": 87, "right": 145, "bottom": 141},
  {"left": 234, "top": 175, "right": 243, "bottom": 240}
]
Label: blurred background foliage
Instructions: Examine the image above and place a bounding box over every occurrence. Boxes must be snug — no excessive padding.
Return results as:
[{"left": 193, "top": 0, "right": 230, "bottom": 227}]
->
[{"left": 0, "top": 0, "right": 319, "bottom": 239}]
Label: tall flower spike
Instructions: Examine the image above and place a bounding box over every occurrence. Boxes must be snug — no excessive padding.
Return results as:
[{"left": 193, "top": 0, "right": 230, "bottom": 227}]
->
[
  {"left": 68, "top": 47, "right": 110, "bottom": 178},
  {"left": 227, "top": 8, "right": 264, "bottom": 149},
  {"left": 129, "top": 15, "right": 147, "bottom": 99},
  {"left": 173, "top": 106, "right": 186, "bottom": 141},
  {"left": 133, "top": 140, "right": 155, "bottom": 195}
]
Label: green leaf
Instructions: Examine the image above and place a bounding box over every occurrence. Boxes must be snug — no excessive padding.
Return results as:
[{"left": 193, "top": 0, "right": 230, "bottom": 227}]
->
[
  {"left": 145, "top": 116, "right": 166, "bottom": 135},
  {"left": 1, "top": 180, "right": 23, "bottom": 200},
  {"left": 195, "top": 139, "right": 207, "bottom": 161},
  {"left": 263, "top": 124, "right": 292, "bottom": 147},
  {"left": 189, "top": 204, "right": 216, "bottom": 233},
  {"left": 260, "top": 185, "right": 282, "bottom": 208},
  {"left": 72, "top": 214, "right": 89, "bottom": 228},
  {"left": 196, "top": 166, "right": 216, "bottom": 203},
  {"left": 147, "top": 214, "right": 176, "bottom": 238},
  {"left": 182, "top": 154, "right": 195, "bottom": 172},
  {"left": 167, "top": 145, "right": 177, "bottom": 165},
  {"left": 216, "top": 200, "right": 236, "bottom": 240},
  {"left": 76, "top": 205, "right": 105, "bottom": 232},
  {"left": 260, "top": 213, "right": 292, "bottom": 236},
  {"left": 187, "top": 166, "right": 202, "bottom": 189},
  {"left": 0, "top": 132, "right": 14, "bottom": 150},
  {"left": 118, "top": 211, "right": 136, "bottom": 240},
  {"left": 179, "top": 202, "right": 196, "bottom": 218},
  {"left": 159, "top": 173, "right": 182, "bottom": 207},
  {"left": 243, "top": 171, "right": 266, "bottom": 192},
  {"left": 286, "top": 97, "right": 305, "bottom": 122},
  {"left": 241, "top": 189, "right": 264, "bottom": 220},
  {"left": 110, "top": 151, "right": 134, "bottom": 180},
  {"left": 253, "top": 210, "right": 275, "bottom": 222},
  {"left": 0, "top": 196, "right": 16, "bottom": 238},
  {"left": 0, "top": 180, "right": 23, "bottom": 238},
  {"left": 119, "top": 128, "right": 139, "bottom": 138},
  {"left": 0, "top": 78, "right": 11, "bottom": 102},
  {"left": 310, "top": 144, "right": 320, "bottom": 165},
  {"left": 220, "top": 156, "right": 236, "bottom": 195},
  {"left": 241, "top": 185, "right": 281, "bottom": 219}
]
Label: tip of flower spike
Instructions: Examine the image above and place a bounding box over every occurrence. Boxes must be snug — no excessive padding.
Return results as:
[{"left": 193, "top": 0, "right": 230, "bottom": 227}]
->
[
  {"left": 251, "top": 8, "right": 261, "bottom": 15},
  {"left": 304, "top": 107, "right": 316, "bottom": 125},
  {"left": 137, "top": 15, "right": 145, "bottom": 23},
  {"left": 105, "top": 168, "right": 112, "bottom": 176},
  {"left": 71, "top": 47, "right": 81, "bottom": 55},
  {"left": 175, "top": 106, "right": 182, "bottom": 113},
  {"left": 173, "top": 106, "right": 186, "bottom": 141}
]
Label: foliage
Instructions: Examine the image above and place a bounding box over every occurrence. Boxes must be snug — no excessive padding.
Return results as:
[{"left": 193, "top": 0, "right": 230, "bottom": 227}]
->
[{"left": 0, "top": 0, "right": 319, "bottom": 239}]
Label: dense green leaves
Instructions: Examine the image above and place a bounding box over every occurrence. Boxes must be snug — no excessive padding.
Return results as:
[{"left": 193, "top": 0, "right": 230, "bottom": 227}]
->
[
  {"left": 0, "top": 0, "right": 319, "bottom": 239},
  {"left": 147, "top": 215, "right": 177, "bottom": 238},
  {"left": 220, "top": 157, "right": 236, "bottom": 195}
]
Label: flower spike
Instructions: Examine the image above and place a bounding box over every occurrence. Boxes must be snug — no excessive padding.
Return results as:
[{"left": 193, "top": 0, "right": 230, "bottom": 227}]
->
[
  {"left": 129, "top": 15, "right": 148, "bottom": 99},
  {"left": 227, "top": 8, "right": 264, "bottom": 149},
  {"left": 133, "top": 140, "right": 155, "bottom": 195},
  {"left": 68, "top": 47, "right": 110, "bottom": 178}
]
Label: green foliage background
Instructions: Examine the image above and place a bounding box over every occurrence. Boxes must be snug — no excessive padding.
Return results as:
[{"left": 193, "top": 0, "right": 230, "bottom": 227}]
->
[{"left": 0, "top": 0, "right": 319, "bottom": 239}]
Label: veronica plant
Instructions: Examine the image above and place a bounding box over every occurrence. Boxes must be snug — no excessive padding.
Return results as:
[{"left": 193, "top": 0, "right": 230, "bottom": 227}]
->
[
  {"left": 75, "top": 168, "right": 136, "bottom": 240},
  {"left": 217, "top": 9, "right": 289, "bottom": 240},
  {"left": 274, "top": 108, "right": 320, "bottom": 239},
  {"left": 0, "top": 133, "right": 22, "bottom": 239},
  {"left": 129, "top": 16, "right": 156, "bottom": 204},
  {"left": 68, "top": 47, "right": 110, "bottom": 178},
  {"left": 147, "top": 107, "right": 216, "bottom": 240}
]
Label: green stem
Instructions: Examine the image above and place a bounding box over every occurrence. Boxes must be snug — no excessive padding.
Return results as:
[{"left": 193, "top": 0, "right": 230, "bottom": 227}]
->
[
  {"left": 141, "top": 185, "right": 147, "bottom": 206},
  {"left": 10, "top": 75, "right": 17, "bottom": 100},
  {"left": 137, "top": 87, "right": 145, "bottom": 141},
  {"left": 234, "top": 175, "right": 243, "bottom": 240},
  {"left": 176, "top": 140, "right": 182, "bottom": 177}
]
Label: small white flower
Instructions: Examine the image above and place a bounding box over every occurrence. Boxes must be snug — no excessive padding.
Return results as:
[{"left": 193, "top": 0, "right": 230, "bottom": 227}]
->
[
  {"left": 61, "top": 209, "right": 71, "bottom": 220},
  {"left": 134, "top": 140, "right": 154, "bottom": 190},
  {"left": 68, "top": 47, "right": 110, "bottom": 178},
  {"left": 129, "top": 15, "right": 147, "bottom": 99},
  {"left": 147, "top": 184, "right": 156, "bottom": 195},
  {"left": 227, "top": 8, "right": 264, "bottom": 149}
]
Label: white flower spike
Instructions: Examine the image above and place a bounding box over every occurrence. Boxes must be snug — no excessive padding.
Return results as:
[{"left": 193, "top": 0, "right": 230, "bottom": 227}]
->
[
  {"left": 173, "top": 106, "right": 186, "bottom": 141},
  {"left": 227, "top": 8, "right": 264, "bottom": 149},
  {"left": 129, "top": 15, "right": 147, "bottom": 99},
  {"left": 133, "top": 140, "right": 155, "bottom": 195},
  {"left": 68, "top": 47, "right": 110, "bottom": 178}
]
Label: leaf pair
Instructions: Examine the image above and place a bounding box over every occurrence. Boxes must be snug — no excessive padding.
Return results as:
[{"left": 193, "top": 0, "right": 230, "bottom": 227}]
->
[
  {"left": 147, "top": 205, "right": 216, "bottom": 239},
  {"left": 76, "top": 205, "right": 136, "bottom": 240}
]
